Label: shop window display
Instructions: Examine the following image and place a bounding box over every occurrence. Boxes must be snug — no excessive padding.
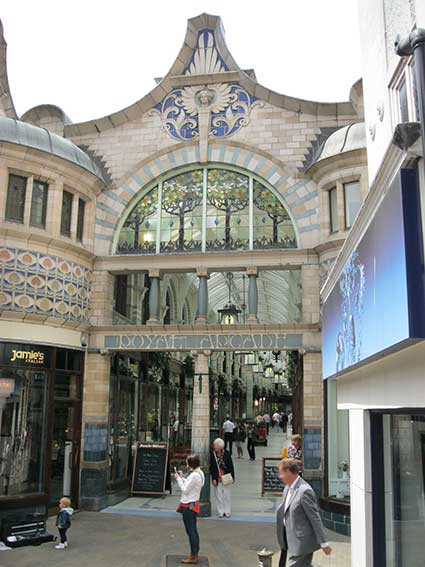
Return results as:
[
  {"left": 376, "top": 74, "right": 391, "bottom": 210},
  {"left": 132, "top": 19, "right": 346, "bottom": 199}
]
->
[
  {"left": 327, "top": 380, "right": 350, "bottom": 499},
  {"left": 383, "top": 414, "right": 425, "bottom": 567},
  {"left": 0, "top": 369, "right": 48, "bottom": 496},
  {"left": 108, "top": 356, "right": 138, "bottom": 491}
]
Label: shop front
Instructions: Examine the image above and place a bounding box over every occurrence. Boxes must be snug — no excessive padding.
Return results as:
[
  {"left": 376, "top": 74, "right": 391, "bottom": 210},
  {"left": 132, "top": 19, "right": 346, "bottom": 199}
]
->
[
  {"left": 371, "top": 410, "right": 425, "bottom": 567},
  {"left": 322, "top": 166, "right": 425, "bottom": 566},
  {"left": 0, "top": 341, "right": 84, "bottom": 525}
]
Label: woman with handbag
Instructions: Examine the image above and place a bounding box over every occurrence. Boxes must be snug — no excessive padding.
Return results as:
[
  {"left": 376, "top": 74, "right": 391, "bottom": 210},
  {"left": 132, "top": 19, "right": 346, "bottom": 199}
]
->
[
  {"left": 210, "top": 438, "right": 235, "bottom": 518},
  {"left": 175, "top": 454, "right": 205, "bottom": 565}
]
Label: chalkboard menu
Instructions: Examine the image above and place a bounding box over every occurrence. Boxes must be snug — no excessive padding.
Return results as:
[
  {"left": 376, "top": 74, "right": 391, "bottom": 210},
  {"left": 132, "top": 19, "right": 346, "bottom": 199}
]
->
[
  {"left": 132, "top": 442, "right": 170, "bottom": 496},
  {"left": 262, "top": 457, "right": 283, "bottom": 496}
]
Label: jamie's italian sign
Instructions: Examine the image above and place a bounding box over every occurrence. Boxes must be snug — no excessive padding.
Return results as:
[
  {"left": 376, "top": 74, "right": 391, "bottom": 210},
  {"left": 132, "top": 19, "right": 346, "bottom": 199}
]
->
[{"left": 0, "top": 343, "right": 51, "bottom": 368}]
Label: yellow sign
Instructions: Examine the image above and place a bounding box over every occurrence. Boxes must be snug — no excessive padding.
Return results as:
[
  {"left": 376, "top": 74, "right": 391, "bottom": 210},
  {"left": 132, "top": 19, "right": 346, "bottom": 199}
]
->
[{"left": 10, "top": 349, "right": 45, "bottom": 364}]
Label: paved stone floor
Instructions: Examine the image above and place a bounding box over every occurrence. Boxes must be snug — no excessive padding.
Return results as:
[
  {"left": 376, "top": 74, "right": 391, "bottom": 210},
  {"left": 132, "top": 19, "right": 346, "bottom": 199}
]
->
[
  {"left": 1, "top": 430, "right": 350, "bottom": 566},
  {"left": 106, "top": 428, "right": 293, "bottom": 520}
]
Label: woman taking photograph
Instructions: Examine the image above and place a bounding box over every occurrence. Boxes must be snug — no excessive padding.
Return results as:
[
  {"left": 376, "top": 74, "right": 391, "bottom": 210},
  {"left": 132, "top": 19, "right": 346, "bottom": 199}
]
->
[
  {"left": 210, "top": 438, "right": 235, "bottom": 518},
  {"left": 175, "top": 454, "right": 205, "bottom": 565}
]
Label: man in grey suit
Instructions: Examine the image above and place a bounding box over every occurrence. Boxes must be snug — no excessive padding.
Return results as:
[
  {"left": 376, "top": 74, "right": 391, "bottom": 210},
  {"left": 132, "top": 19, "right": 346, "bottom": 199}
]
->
[{"left": 276, "top": 458, "right": 332, "bottom": 567}]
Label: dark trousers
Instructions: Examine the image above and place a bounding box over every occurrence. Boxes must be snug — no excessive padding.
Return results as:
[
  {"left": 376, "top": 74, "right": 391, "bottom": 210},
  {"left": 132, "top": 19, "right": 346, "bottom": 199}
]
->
[
  {"left": 224, "top": 432, "right": 233, "bottom": 454},
  {"left": 266, "top": 423, "right": 270, "bottom": 435},
  {"left": 247, "top": 438, "right": 256, "bottom": 460},
  {"left": 279, "top": 528, "right": 288, "bottom": 566},
  {"left": 182, "top": 508, "right": 199, "bottom": 556},
  {"left": 58, "top": 527, "right": 68, "bottom": 544}
]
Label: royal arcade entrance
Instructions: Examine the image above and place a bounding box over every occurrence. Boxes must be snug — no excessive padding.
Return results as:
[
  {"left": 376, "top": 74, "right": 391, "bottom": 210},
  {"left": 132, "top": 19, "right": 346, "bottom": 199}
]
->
[
  {"left": 81, "top": 250, "right": 323, "bottom": 512},
  {"left": 0, "top": 13, "right": 364, "bottom": 523}
]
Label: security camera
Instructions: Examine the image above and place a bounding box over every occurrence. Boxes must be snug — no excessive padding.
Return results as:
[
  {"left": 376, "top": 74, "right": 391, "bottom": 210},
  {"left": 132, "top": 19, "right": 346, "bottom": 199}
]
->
[{"left": 80, "top": 333, "right": 88, "bottom": 348}]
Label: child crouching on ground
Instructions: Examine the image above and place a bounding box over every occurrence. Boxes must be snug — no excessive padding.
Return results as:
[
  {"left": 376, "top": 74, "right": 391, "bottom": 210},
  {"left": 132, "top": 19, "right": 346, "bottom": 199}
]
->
[{"left": 55, "top": 497, "right": 74, "bottom": 549}]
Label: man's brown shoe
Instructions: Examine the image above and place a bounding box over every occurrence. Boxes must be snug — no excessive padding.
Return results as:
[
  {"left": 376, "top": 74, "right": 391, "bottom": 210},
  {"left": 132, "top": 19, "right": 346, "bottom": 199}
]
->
[{"left": 181, "top": 555, "right": 198, "bottom": 564}]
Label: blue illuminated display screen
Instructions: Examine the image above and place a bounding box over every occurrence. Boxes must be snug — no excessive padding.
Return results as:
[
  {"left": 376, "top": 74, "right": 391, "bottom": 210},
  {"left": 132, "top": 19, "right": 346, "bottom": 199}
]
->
[{"left": 322, "top": 169, "right": 424, "bottom": 379}]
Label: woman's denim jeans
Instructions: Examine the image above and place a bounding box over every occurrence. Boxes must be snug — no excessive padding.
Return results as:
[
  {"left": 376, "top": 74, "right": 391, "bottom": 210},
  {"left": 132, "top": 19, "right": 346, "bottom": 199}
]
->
[{"left": 182, "top": 508, "right": 199, "bottom": 555}]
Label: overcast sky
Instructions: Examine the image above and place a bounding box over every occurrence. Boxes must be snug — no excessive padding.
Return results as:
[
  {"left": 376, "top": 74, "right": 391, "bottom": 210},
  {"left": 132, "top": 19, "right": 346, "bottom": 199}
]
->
[{"left": 1, "top": 0, "right": 362, "bottom": 123}]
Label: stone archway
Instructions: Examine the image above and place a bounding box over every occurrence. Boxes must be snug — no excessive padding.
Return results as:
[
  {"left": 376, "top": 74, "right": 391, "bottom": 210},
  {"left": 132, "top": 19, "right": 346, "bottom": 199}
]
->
[{"left": 94, "top": 141, "right": 319, "bottom": 255}]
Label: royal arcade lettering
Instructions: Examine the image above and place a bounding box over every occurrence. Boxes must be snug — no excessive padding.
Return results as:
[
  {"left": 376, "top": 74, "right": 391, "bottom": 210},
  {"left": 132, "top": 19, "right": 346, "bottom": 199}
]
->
[
  {"left": 104, "top": 332, "right": 304, "bottom": 351},
  {"left": 10, "top": 349, "right": 45, "bottom": 364}
]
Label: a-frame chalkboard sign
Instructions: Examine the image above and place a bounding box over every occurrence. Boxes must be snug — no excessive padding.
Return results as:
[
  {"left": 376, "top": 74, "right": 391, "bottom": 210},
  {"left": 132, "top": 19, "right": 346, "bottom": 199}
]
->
[
  {"left": 261, "top": 457, "right": 283, "bottom": 496},
  {"left": 132, "top": 442, "right": 171, "bottom": 496}
]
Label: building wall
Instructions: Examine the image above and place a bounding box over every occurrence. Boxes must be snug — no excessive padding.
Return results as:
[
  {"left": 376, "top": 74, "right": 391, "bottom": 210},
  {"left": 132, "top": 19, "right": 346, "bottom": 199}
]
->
[
  {"left": 337, "top": 341, "right": 425, "bottom": 410},
  {"left": 358, "top": 0, "right": 422, "bottom": 184},
  {"left": 0, "top": 145, "right": 100, "bottom": 328}
]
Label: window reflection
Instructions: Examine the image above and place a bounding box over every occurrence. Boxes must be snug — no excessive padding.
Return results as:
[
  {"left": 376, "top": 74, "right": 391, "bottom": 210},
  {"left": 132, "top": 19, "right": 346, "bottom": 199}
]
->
[
  {"left": 384, "top": 414, "right": 425, "bottom": 567},
  {"left": 0, "top": 369, "right": 48, "bottom": 496}
]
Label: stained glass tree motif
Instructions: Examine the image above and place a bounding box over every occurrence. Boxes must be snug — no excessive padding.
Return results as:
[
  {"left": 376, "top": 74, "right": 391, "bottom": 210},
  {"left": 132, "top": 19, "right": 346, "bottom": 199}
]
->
[
  {"left": 123, "top": 191, "right": 157, "bottom": 247},
  {"left": 161, "top": 170, "right": 203, "bottom": 251},
  {"left": 207, "top": 169, "right": 249, "bottom": 249},
  {"left": 253, "top": 181, "right": 291, "bottom": 244},
  {"left": 117, "top": 187, "right": 158, "bottom": 253}
]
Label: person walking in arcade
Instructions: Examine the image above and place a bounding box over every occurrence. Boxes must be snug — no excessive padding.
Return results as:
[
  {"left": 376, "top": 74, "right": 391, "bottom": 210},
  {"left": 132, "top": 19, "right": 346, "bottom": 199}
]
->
[{"left": 276, "top": 458, "right": 332, "bottom": 567}]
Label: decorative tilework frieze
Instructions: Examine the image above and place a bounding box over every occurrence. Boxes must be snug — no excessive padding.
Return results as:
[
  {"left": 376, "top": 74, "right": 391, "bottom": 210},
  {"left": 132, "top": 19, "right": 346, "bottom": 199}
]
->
[
  {"left": 184, "top": 29, "right": 228, "bottom": 76},
  {"left": 0, "top": 248, "right": 91, "bottom": 322},
  {"left": 153, "top": 83, "right": 261, "bottom": 141}
]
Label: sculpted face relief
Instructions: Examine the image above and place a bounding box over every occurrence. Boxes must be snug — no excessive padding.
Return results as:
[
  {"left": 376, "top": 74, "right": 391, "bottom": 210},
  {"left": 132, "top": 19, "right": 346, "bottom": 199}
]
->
[{"left": 10, "top": 349, "right": 45, "bottom": 364}]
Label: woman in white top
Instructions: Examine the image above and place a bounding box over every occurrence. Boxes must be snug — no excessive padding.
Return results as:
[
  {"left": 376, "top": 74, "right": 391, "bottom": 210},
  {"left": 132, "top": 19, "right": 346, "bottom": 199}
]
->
[{"left": 175, "top": 454, "right": 205, "bottom": 565}]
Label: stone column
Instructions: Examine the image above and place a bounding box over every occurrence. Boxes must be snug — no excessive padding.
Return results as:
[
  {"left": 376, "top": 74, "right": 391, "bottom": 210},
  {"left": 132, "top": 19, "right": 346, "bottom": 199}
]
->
[
  {"left": 147, "top": 270, "right": 161, "bottom": 324},
  {"left": 195, "top": 270, "right": 209, "bottom": 324},
  {"left": 302, "top": 352, "right": 323, "bottom": 497},
  {"left": 349, "top": 409, "right": 373, "bottom": 567},
  {"left": 225, "top": 351, "right": 232, "bottom": 417},
  {"left": 245, "top": 366, "right": 254, "bottom": 420},
  {"left": 247, "top": 267, "right": 259, "bottom": 324},
  {"left": 301, "top": 264, "right": 320, "bottom": 324},
  {"left": 192, "top": 351, "right": 211, "bottom": 516},
  {"left": 90, "top": 270, "right": 114, "bottom": 327},
  {"left": 80, "top": 351, "right": 111, "bottom": 511}
]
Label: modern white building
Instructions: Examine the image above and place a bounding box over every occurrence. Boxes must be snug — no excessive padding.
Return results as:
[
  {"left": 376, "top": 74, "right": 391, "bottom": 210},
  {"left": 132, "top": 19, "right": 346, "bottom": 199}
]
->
[{"left": 321, "top": 1, "right": 425, "bottom": 566}]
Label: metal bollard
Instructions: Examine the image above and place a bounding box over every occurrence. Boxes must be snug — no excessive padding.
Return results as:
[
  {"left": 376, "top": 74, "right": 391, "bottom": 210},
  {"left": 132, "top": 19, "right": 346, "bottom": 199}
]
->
[{"left": 257, "top": 548, "right": 274, "bottom": 567}]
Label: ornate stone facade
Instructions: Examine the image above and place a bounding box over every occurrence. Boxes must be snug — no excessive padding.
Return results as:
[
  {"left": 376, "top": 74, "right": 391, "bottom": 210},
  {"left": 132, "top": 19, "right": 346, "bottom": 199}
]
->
[{"left": 0, "top": 13, "right": 369, "bottom": 519}]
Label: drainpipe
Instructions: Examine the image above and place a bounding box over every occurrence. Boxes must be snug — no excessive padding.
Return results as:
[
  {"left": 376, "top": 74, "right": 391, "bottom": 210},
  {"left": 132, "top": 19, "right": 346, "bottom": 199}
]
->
[{"left": 396, "top": 29, "right": 425, "bottom": 175}]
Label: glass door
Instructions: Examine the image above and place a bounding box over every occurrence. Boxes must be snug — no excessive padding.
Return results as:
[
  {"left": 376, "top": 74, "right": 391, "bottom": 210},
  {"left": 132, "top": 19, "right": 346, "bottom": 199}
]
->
[{"left": 49, "top": 366, "right": 82, "bottom": 508}]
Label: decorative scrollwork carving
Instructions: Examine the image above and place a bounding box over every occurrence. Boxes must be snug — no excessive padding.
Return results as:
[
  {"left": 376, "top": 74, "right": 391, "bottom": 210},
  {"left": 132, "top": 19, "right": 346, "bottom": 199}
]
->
[{"left": 154, "top": 83, "right": 262, "bottom": 141}]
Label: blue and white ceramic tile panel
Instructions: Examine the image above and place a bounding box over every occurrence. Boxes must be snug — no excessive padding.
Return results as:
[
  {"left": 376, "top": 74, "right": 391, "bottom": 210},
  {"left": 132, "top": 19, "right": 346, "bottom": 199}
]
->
[
  {"left": 154, "top": 28, "right": 260, "bottom": 141},
  {"left": 184, "top": 29, "right": 229, "bottom": 75},
  {"left": 0, "top": 247, "right": 91, "bottom": 322}
]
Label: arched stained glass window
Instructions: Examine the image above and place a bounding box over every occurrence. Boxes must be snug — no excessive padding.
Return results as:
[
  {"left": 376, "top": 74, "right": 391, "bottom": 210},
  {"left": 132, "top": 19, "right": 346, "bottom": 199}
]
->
[
  {"left": 253, "top": 180, "right": 296, "bottom": 249},
  {"left": 118, "top": 187, "right": 158, "bottom": 254},
  {"left": 160, "top": 170, "right": 203, "bottom": 253},
  {"left": 206, "top": 169, "right": 249, "bottom": 250},
  {"left": 115, "top": 167, "right": 297, "bottom": 255}
]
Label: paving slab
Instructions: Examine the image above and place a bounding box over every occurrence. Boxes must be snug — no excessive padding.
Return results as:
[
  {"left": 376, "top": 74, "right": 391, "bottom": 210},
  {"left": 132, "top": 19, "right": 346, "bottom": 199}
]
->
[{"left": 167, "top": 554, "right": 209, "bottom": 566}]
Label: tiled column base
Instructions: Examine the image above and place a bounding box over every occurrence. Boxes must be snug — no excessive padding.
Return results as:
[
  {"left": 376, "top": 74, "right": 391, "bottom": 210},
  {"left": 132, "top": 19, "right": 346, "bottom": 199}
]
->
[
  {"left": 80, "top": 352, "right": 111, "bottom": 511},
  {"left": 303, "top": 352, "right": 323, "bottom": 497}
]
